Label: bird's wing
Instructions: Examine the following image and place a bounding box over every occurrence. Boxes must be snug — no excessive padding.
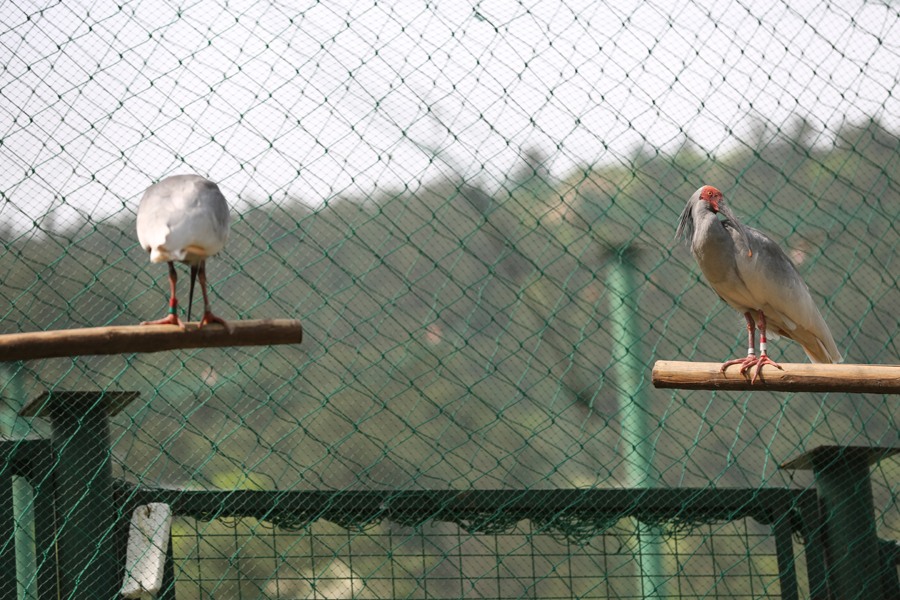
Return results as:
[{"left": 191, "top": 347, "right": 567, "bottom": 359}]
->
[
  {"left": 731, "top": 223, "right": 842, "bottom": 363},
  {"left": 137, "top": 176, "right": 230, "bottom": 262},
  {"left": 689, "top": 211, "right": 758, "bottom": 314},
  {"left": 165, "top": 178, "right": 230, "bottom": 257},
  {"left": 136, "top": 182, "right": 175, "bottom": 256}
]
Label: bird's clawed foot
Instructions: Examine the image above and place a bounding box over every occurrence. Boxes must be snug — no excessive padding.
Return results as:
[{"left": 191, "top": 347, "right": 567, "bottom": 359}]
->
[
  {"left": 720, "top": 355, "right": 758, "bottom": 375},
  {"left": 720, "top": 354, "right": 783, "bottom": 384},
  {"left": 749, "top": 354, "right": 783, "bottom": 385},
  {"left": 141, "top": 313, "right": 186, "bottom": 331},
  {"left": 199, "top": 311, "right": 233, "bottom": 334}
]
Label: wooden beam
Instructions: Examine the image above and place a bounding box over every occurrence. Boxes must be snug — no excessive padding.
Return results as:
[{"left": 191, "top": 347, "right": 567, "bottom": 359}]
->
[
  {"left": 0, "top": 319, "right": 303, "bottom": 362},
  {"left": 652, "top": 360, "right": 900, "bottom": 394}
]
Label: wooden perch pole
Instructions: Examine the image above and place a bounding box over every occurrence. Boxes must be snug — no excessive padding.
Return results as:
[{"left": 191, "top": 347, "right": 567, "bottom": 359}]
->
[
  {"left": 652, "top": 361, "right": 900, "bottom": 394},
  {"left": 0, "top": 319, "right": 303, "bottom": 362}
]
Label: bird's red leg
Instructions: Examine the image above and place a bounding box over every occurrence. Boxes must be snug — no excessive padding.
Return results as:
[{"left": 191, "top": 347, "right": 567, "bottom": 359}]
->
[
  {"left": 197, "top": 262, "right": 233, "bottom": 333},
  {"left": 720, "top": 312, "right": 759, "bottom": 374},
  {"left": 750, "top": 309, "right": 783, "bottom": 384},
  {"left": 141, "top": 262, "right": 186, "bottom": 330}
]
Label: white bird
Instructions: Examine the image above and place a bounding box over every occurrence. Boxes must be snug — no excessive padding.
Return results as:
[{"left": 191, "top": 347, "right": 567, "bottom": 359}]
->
[
  {"left": 675, "top": 185, "right": 842, "bottom": 383},
  {"left": 136, "top": 174, "right": 232, "bottom": 332}
]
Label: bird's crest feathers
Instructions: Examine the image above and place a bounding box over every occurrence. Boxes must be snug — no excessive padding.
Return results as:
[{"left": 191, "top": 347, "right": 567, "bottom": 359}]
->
[{"left": 675, "top": 187, "right": 705, "bottom": 245}]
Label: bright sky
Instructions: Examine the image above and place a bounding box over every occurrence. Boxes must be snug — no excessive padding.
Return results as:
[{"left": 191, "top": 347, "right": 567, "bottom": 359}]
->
[{"left": 1, "top": 0, "right": 898, "bottom": 232}]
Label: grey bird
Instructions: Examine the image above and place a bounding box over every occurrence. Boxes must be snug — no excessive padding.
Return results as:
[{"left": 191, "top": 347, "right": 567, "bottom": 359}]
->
[
  {"left": 136, "top": 174, "right": 232, "bottom": 332},
  {"left": 675, "top": 185, "right": 842, "bottom": 382}
]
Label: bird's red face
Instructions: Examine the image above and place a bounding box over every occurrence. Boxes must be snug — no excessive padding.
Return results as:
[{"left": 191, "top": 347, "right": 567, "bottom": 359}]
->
[{"left": 700, "top": 186, "right": 722, "bottom": 212}]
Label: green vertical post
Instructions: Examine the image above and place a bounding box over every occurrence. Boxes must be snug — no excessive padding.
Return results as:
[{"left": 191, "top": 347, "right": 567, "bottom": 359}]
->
[
  {"left": 810, "top": 450, "right": 885, "bottom": 599},
  {"left": 798, "top": 492, "right": 829, "bottom": 600},
  {"left": 772, "top": 496, "right": 799, "bottom": 600},
  {"left": 0, "top": 364, "right": 37, "bottom": 600},
  {"left": 607, "top": 247, "right": 665, "bottom": 598},
  {"left": 49, "top": 392, "right": 118, "bottom": 600},
  {"left": 30, "top": 442, "right": 58, "bottom": 600},
  {"left": 781, "top": 446, "right": 897, "bottom": 600},
  {"left": 0, "top": 442, "right": 16, "bottom": 600}
]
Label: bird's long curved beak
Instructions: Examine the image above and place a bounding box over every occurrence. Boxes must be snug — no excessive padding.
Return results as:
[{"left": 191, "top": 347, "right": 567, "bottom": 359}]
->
[{"left": 718, "top": 202, "right": 752, "bottom": 256}]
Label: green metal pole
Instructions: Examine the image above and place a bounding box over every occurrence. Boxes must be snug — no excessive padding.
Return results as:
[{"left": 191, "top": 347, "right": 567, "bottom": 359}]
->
[
  {"left": 0, "top": 442, "right": 16, "bottom": 600},
  {"left": 50, "top": 392, "right": 118, "bottom": 600},
  {"left": 0, "top": 364, "right": 37, "bottom": 600},
  {"left": 809, "top": 449, "right": 884, "bottom": 599},
  {"left": 781, "top": 446, "right": 895, "bottom": 600},
  {"left": 607, "top": 248, "right": 665, "bottom": 598}
]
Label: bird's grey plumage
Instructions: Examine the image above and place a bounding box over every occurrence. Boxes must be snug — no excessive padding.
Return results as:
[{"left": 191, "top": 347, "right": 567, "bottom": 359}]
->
[{"left": 676, "top": 186, "right": 842, "bottom": 364}]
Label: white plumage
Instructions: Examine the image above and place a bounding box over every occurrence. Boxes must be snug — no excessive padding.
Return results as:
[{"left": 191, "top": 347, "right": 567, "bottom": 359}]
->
[
  {"left": 136, "top": 175, "right": 232, "bottom": 331},
  {"left": 137, "top": 175, "right": 229, "bottom": 264}
]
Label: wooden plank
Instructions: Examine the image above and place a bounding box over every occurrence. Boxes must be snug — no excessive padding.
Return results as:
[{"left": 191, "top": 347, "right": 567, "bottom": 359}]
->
[
  {"left": 652, "top": 361, "right": 900, "bottom": 394},
  {"left": 0, "top": 319, "right": 303, "bottom": 362}
]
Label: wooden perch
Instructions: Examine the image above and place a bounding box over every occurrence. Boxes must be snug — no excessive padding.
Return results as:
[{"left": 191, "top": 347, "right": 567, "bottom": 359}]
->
[
  {"left": 0, "top": 319, "right": 303, "bottom": 362},
  {"left": 652, "top": 360, "right": 900, "bottom": 394}
]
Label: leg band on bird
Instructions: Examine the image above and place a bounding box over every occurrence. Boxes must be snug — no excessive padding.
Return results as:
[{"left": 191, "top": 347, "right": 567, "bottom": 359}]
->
[
  {"left": 139, "top": 261, "right": 186, "bottom": 330},
  {"left": 721, "top": 311, "right": 784, "bottom": 383},
  {"left": 744, "top": 312, "right": 757, "bottom": 357},
  {"left": 747, "top": 310, "right": 782, "bottom": 384}
]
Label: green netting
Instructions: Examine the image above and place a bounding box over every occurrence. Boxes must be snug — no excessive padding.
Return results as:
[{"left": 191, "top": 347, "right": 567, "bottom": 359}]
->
[{"left": 3, "top": 0, "right": 900, "bottom": 598}]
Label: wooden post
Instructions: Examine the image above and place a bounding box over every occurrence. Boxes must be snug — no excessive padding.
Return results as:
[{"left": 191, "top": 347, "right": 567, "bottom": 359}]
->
[
  {"left": 0, "top": 319, "right": 303, "bottom": 362},
  {"left": 652, "top": 361, "right": 900, "bottom": 394}
]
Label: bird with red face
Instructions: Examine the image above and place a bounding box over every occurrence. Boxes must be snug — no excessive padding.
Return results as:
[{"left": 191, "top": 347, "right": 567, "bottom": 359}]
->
[{"left": 675, "top": 185, "right": 842, "bottom": 383}]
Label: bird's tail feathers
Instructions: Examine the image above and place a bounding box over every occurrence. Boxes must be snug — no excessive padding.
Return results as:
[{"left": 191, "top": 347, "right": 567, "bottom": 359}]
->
[
  {"left": 800, "top": 337, "right": 843, "bottom": 364},
  {"left": 775, "top": 318, "right": 842, "bottom": 363},
  {"left": 150, "top": 247, "right": 188, "bottom": 263}
]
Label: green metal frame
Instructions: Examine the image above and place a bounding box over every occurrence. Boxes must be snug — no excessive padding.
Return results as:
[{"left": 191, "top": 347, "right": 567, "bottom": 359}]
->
[
  {"left": 782, "top": 446, "right": 900, "bottom": 600},
  {"left": 118, "top": 484, "right": 808, "bottom": 600},
  {"left": 12, "top": 430, "right": 900, "bottom": 600},
  {"left": 1, "top": 435, "right": 815, "bottom": 600},
  {"left": 118, "top": 485, "right": 804, "bottom": 530}
]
